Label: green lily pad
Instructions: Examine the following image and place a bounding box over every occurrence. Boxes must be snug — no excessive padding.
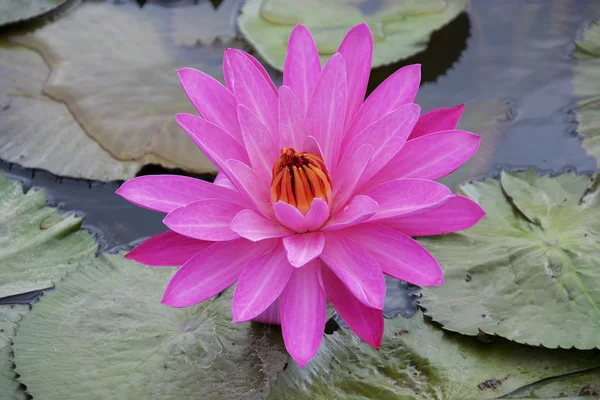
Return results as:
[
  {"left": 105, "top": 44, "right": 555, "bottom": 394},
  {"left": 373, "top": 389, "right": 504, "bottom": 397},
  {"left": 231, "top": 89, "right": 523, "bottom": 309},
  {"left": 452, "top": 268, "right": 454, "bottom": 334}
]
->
[
  {"left": 0, "top": 172, "right": 97, "bottom": 299},
  {"left": 237, "top": 0, "right": 470, "bottom": 70},
  {"left": 573, "top": 20, "right": 600, "bottom": 168},
  {"left": 506, "top": 366, "right": 600, "bottom": 398},
  {"left": 10, "top": 249, "right": 600, "bottom": 399},
  {"left": 269, "top": 310, "right": 600, "bottom": 399},
  {"left": 418, "top": 170, "right": 600, "bottom": 349},
  {"left": 0, "top": 304, "right": 28, "bottom": 400},
  {"left": 1, "top": 1, "right": 248, "bottom": 181},
  {"left": 0, "top": 0, "right": 69, "bottom": 27},
  {"left": 13, "top": 253, "right": 289, "bottom": 399},
  {"left": 574, "top": 20, "right": 600, "bottom": 60}
]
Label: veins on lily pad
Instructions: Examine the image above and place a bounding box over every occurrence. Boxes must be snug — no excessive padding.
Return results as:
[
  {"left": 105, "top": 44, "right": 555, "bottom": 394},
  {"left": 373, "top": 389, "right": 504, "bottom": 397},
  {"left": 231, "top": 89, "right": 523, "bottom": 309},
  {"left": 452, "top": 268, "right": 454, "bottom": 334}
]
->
[
  {"left": 418, "top": 169, "right": 600, "bottom": 349},
  {"left": 1, "top": 0, "right": 248, "bottom": 181},
  {"left": 0, "top": 172, "right": 97, "bottom": 300}
]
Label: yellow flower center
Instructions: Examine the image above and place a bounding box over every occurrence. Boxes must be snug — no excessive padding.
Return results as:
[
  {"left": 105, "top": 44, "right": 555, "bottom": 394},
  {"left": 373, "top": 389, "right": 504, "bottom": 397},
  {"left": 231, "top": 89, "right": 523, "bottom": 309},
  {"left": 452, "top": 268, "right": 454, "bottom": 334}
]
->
[{"left": 270, "top": 148, "right": 333, "bottom": 215}]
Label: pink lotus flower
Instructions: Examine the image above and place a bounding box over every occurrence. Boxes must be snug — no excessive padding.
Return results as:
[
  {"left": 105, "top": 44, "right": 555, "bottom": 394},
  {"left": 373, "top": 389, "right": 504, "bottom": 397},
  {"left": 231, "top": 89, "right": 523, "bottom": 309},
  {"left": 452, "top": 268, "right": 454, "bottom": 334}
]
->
[{"left": 116, "top": 23, "right": 484, "bottom": 367}]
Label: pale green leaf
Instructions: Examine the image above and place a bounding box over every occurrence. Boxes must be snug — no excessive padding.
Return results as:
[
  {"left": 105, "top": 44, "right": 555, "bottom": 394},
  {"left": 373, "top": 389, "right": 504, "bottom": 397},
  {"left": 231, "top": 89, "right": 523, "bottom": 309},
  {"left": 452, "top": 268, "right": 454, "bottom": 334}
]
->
[
  {"left": 500, "top": 170, "right": 553, "bottom": 226},
  {"left": 0, "top": 304, "right": 28, "bottom": 400},
  {"left": 0, "top": 42, "right": 147, "bottom": 180},
  {"left": 0, "top": 173, "right": 97, "bottom": 299},
  {"left": 13, "top": 253, "right": 289, "bottom": 399},
  {"left": 574, "top": 20, "right": 600, "bottom": 59},
  {"left": 0, "top": 0, "right": 68, "bottom": 27},
  {"left": 418, "top": 170, "right": 600, "bottom": 349},
  {"left": 1, "top": 1, "right": 245, "bottom": 180},
  {"left": 269, "top": 311, "right": 600, "bottom": 400},
  {"left": 237, "top": 0, "right": 470, "bottom": 70}
]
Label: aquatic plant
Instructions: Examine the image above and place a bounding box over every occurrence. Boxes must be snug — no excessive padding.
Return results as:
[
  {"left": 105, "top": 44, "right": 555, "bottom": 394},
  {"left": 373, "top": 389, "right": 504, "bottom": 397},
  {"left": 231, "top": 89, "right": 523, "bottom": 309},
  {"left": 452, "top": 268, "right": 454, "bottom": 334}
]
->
[
  {"left": 237, "top": 0, "right": 470, "bottom": 70},
  {"left": 3, "top": 171, "right": 600, "bottom": 399},
  {"left": 117, "top": 23, "right": 484, "bottom": 366},
  {"left": 419, "top": 170, "right": 600, "bottom": 349}
]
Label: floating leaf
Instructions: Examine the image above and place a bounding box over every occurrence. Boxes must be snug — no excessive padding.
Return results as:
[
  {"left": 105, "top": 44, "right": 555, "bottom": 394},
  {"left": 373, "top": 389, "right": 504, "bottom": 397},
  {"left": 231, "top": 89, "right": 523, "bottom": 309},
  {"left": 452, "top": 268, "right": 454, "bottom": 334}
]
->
[
  {"left": 574, "top": 20, "right": 600, "bottom": 168},
  {"left": 0, "top": 304, "right": 28, "bottom": 400},
  {"left": 418, "top": 170, "right": 600, "bottom": 349},
  {"left": 269, "top": 310, "right": 600, "bottom": 399},
  {"left": 0, "top": 173, "right": 97, "bottom": 299},
  {"left": 506, "top": 366, "right": 600, "bottom": 398},
  {"left": 13, "top": 253, "right": 288, "bottom": 399},
  {"left": 10, "top": 247, "right": 600, "bottom": 399},
  {"left": 0, "top": 42, "right": 149, "bottom": 180},
  {"left": 0, "top": 0, "right": 69, "bottom": 27},
  {"left": 574, "top": 20, "right": 600, "bottom": 60},
  {"left": 1, "top": 1, "right": 250, "bottom": 180},
  {"left": 237, "top": 0, "right": 470, "bottom": 70}
]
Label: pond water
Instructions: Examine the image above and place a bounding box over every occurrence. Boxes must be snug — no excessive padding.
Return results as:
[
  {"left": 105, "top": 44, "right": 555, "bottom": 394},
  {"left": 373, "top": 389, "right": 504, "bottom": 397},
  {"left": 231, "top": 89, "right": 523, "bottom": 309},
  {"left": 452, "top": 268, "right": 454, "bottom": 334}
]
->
[{"left": 1, "top": 0, "right": 599, "bottom": 314}]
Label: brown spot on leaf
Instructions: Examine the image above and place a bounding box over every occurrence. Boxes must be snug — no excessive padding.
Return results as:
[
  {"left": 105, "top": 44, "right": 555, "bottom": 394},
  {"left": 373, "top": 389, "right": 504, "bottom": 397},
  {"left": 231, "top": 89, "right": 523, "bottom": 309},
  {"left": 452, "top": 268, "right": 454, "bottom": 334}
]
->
[
  {"left": 409, "top": 361, "right": 421, "bottom": 377},
  {"left": 477, "top": 377, "right": 507, "bottom": 391},
  {"left": 579, "top": 383, "right": 600, "bottom": 396}
]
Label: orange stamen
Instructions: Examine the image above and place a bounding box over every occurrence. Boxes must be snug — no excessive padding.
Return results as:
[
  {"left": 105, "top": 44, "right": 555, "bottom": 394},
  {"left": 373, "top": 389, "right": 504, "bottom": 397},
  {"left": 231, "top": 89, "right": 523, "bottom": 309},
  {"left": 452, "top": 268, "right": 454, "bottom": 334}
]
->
[{"left": 270, "top": 148, "right": 333, "bottom": 215}]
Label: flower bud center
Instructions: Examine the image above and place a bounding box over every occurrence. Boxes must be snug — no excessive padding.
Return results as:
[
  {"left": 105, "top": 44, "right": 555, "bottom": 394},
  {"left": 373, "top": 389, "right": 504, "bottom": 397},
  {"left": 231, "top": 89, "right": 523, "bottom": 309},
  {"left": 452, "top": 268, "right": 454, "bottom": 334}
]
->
[{"left": 270, "top": 148, "right": 333, "bottom": 215}]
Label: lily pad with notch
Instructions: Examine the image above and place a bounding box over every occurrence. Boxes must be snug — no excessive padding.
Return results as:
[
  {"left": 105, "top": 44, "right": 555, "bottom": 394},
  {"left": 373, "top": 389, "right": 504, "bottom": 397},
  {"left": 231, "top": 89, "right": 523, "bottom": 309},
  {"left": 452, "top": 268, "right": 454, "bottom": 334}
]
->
[
  {"left": 12, "top": 253, "right": 289, "bottom": 399},
  {"left": 1, "top": 1, "right": 249, "bottom": 180},
  {"left": 418, "top": 170, "right": 600, "bottom": 349},
  {"left": 0, "top": 172, "right": 97, "bottom": 300},
  {"left": 269, "top": 309, "right": 600, "bottom": 399},
  {"left": 0, "top": 304, "right": 28, "bottom": 400},
  {"left": 237, "top": 0, "right": 470, "bottom": 70}
]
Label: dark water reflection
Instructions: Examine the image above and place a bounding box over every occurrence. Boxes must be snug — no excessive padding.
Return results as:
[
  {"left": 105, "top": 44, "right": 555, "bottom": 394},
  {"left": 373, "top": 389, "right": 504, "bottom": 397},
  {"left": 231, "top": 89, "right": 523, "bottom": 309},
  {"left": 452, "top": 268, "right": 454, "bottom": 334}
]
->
[
  {"left": 367, "top": 12, "right": 471, "bottom": 89},
  {"left": 1, "top": 0, "right": 600, "bottom": 316}
]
